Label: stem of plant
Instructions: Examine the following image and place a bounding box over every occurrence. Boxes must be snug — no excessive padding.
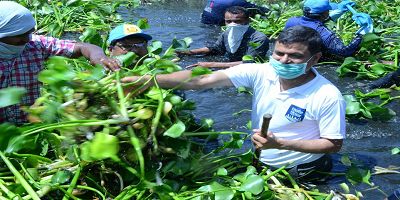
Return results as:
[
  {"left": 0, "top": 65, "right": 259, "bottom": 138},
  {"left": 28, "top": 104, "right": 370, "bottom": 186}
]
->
[{"left": 0, "top": 151, "right": 41, "bottom": 200}]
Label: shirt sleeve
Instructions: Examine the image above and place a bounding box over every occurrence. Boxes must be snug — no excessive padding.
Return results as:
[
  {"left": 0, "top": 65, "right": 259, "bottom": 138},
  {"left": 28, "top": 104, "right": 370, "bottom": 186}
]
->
[
  {"left": 222, "top": 63, "right": 264, "bottom": 88},
  {"left": 318, "top": 94, "right": 346, "bottom": 139},
  {"left": 246, "top": 31, "right": 269, "bottom": 58},
  {"left": 35, "top": 35, "right": 76, "bottom": 58},
  {"left": 319, "top": 27, "right": 362, "bottom": 57},
  {"left": 206, "top": 32, "right": 226, "bottom": 55}
]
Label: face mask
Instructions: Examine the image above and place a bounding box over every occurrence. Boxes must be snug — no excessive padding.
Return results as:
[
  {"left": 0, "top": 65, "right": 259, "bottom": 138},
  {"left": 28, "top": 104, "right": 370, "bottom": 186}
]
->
[
  {"left": 0, "top": 41, "right": 26, "bottom": 59},
  {"left": 269, "top": 56, "right": 314, "bottom": 80},
  {"left": 226, "top": 23, "right": 249, "bottom": 54}
]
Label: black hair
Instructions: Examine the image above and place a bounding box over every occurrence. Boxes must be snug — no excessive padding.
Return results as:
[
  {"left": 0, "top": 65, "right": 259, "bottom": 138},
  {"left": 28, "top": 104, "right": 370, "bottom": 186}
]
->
[
  {"left": 277, "top": 26, "right": 322, "bottom": 55},
  {"left": 224, "top": 6, "right": 249, "bottom": 18}
]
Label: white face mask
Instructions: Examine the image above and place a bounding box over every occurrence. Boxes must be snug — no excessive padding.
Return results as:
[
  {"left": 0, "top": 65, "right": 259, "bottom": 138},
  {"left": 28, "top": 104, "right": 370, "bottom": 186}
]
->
[
  {"left": 0, "top": 41, "right": 27, "bottom": 59},
  {"left": 226, "top": 23, "right": 249, "bottom": 54}
]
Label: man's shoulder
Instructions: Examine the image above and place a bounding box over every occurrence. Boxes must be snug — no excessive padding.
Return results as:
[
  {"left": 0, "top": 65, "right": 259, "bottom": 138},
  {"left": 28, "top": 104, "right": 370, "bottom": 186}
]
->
[
  {"left": 313, "top": 74, "right": 343, "bottom": 99},
  {"left": 249, "top": 27, "right": 268, "bottom": 40}
]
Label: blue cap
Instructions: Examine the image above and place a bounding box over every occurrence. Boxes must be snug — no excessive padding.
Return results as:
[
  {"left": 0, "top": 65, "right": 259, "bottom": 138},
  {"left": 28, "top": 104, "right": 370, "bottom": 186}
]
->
[
  {"left": 107, "top": 24, "right": 152, "bottom": 45},
  {"left": 303, "top": 0, "right": 335, "bottom": 13}
]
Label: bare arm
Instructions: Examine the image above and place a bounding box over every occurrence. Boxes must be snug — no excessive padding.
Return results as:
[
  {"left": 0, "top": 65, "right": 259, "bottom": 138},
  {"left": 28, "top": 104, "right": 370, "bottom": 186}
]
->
[
  {"left": 176, "top": 47, "right": 211, "bottom": 56},
  {"left": 252, "top": 130, "right": 343, "bottom": 153},
  {"left": 121, "top": 70, "right": 234, "bottom": 90},
  {"left": 186, "top": 61, "right": 243, "bottom": 69},
  {"left": 72, "top": 42, "right": 120, "bottom": 71}
]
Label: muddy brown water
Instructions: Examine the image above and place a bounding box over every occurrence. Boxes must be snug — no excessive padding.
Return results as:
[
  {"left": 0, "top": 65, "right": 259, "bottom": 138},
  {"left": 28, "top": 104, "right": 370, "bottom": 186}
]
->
[{"left": 118, "top": 0, "right": 400, "bottom": 198}]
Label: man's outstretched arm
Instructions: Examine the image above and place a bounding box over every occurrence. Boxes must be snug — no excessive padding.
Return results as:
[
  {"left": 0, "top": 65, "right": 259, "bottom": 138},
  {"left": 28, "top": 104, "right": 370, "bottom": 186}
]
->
[{"left": 121, "top": 70, "right": 234, "bottom": 90}]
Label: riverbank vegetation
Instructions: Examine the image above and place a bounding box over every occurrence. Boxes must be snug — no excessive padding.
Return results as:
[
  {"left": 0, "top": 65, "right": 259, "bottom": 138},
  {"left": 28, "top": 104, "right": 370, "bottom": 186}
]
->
[{"left": 0, "top": 0, "right": 399, "bottom": 199}]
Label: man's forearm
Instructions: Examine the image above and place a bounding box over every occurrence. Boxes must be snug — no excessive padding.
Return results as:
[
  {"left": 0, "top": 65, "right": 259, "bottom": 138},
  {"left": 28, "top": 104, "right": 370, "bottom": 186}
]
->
[
  {"left": 276, "top": 138, "right": 343, "bottom": 153},
  {"left": 189, "top": 47, "right": 211, "bottom": 55},
  {"left": 72, "top": 42, "right": 104, "bottom": 62}
]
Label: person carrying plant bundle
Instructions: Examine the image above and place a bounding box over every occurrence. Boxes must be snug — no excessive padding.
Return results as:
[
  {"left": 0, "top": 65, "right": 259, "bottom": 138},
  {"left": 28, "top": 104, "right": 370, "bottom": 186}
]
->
[
  {"left": 201, "top": 0, "right": 268, "bottom": 26},
  {"left": 122, "top": 25, "right": 346, "bottom": 182},
  {"left": 177, "top": 6, "right": 269, "bottom": 69},
  {"left": 0, "top": 1, "right": 121, "bottom": 125},
  {"left": 284, "top": 0, "right": 373, "bottom": 60},
  {"left": 107, "top": 23, "right": 152, "bottom": 65}
]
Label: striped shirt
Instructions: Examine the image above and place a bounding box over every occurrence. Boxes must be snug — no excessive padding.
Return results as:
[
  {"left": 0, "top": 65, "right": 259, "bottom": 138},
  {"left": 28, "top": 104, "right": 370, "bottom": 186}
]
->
[{"left": 0, "top": 34, "right": 75, "bottom": 124}]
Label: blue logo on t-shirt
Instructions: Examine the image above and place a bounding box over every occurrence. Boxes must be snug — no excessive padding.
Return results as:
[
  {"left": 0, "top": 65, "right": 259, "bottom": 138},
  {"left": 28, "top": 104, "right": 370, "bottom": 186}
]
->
[{"left": 285, "top": 104, "right": 306, "bottom": 122}]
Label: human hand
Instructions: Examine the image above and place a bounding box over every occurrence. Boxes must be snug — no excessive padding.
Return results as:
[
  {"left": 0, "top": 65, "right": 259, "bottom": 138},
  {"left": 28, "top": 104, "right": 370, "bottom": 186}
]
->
[
  {"left": 251, "top": 129, "right": 280, "bottom": 150},
  {"left": 337, "top": 0, "right": 356, "bottom": 12},
  {"left": 329, "top": 0, "right": 356, "bottom": 21},
  {"left": 185, "top": 62, "right": 216, "bottom": 69},
  {"left": 120, "top": 76, "right": 152, "bottom": 96},
  {"left": 95, "top": 56, "right": 121, "bottom": 71},
  {"left": 352, "top": 13, "right": 373, "bottom": 35},
  {"left": 175, "top": 49, "right": 192, "bottom": 56}
]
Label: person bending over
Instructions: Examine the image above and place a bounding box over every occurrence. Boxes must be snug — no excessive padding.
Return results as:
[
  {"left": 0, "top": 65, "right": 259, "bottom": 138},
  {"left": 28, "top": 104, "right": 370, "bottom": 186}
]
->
[
  {"left": 284, "top": 0, "right": 372, "bottom": 60},
  {"left": 0, "top": 1, "right": 120, "bottom": 124},
  {"left": 107, "top": 23, "right": 152, "bottom": 65}
]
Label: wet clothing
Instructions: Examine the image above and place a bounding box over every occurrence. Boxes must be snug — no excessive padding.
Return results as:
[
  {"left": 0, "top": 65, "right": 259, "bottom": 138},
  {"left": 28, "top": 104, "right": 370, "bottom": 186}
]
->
[
  {"left": 0, "top": 34, "right": 76, "bottom": 124},
  {"left": 223, "top": 63, "right": 346, "bottom": 168},
  {"left": 388, "top": 188, "right": 400, "bottom": 200},
  {"left": 201, "top": 0, "right": 265, "bottom": 25},
  {"left": 369, "top": 68, "right": 400, "bottom": 89},
  {"left": 206, "top": 27, "right": 269, "bottom": 61},
  {"left": 285, "top": 16, "right": 362, "bottom": 57}
]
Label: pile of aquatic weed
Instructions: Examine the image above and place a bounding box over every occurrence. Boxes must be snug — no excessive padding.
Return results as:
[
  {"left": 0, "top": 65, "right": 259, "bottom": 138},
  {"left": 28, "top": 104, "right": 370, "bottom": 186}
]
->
[{"left": 0, "top": 31, "right": 364, "bottom": 199}]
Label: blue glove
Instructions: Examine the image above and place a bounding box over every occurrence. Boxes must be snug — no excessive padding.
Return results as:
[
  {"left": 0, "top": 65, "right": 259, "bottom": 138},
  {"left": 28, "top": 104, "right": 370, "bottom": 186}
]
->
[
  {"left": 352, "top": 13, "right": 373, "bottom": 35},
  {"left": 329, "top": 0, "right": 356, "bottom": 21},
  {"left": 337, "top": 0, "right": 356, "bottom": 12}
]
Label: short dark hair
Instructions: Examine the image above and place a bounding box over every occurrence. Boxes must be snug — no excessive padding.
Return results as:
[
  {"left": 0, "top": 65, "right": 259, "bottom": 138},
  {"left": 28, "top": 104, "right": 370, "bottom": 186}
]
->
[
  {"left": 277, "top": 26, "right": 322, "bottom": 55},
  {"left": 224, "top": 6, "right": 249, "bottom": 18}
]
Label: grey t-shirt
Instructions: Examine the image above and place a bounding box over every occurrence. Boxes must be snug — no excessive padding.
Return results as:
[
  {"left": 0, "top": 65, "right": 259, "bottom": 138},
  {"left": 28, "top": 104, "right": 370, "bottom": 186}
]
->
[{"left": 207, "top": 27, "right": 269, "bottom": 62}]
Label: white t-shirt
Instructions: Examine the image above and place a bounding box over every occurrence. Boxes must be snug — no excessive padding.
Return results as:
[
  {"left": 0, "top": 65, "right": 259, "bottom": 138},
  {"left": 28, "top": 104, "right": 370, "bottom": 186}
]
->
[{"left": 223, "top": 63, "right": 346, "bottom": 168}]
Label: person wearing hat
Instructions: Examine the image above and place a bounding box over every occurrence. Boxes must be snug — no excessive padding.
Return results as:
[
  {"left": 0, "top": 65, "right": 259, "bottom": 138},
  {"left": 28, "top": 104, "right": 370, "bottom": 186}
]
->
[
  {"left": 284, "top": 0, "right": 368, "bottom": 59},
  {"left": 0, "top": 1, "right": 121, "bottom": 125},
  {"left": 178, "top": 6, "right": 269, "bottom": 69},
  {"left": 108, "top": 24, "right": 152, "bottom": 60}
]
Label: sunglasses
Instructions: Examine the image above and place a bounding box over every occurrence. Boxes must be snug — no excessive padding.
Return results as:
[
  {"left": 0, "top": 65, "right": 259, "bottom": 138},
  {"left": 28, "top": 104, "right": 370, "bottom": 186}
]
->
[{"left": 116, "top": 42, "right": 147, "bottom": 51}]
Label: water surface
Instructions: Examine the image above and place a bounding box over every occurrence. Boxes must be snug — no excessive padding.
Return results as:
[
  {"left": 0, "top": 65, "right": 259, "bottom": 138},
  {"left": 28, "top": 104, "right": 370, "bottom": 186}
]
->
[{"left": 119, "top": 1, "right": 400, "bottom": 198}]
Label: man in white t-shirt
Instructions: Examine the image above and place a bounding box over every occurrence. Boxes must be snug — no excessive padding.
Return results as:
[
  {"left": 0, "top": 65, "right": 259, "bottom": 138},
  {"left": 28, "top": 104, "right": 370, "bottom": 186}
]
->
[{"left": 122, "top": 25, "right": 346, "bottom": 181}]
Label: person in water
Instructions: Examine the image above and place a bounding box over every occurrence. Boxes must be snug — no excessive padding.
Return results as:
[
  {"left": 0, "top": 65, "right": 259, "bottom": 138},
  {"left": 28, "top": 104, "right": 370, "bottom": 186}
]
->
[
  {"left": 177, "top": 6, "right": 269, "bottom": 69},
  {"left": 0, "top": 1, "right": 120, "bottom": 125},
  {"left": 122, "top": 26, "right": 346, "bottom": 182}
]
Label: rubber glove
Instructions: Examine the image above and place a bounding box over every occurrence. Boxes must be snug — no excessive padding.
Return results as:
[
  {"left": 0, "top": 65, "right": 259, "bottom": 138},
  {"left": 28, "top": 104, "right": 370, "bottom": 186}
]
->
[
  {"left": 352, "top": 13, "right": 373, "bottom": 35},
  {"left": 329, "top": 0, "right": 356, "bottom": 21}
]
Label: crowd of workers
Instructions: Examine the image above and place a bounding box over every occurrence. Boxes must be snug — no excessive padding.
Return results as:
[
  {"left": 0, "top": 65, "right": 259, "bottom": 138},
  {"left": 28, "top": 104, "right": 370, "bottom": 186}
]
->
[{"left": 0, "top": 0, "right": 398, "bottom": 198}]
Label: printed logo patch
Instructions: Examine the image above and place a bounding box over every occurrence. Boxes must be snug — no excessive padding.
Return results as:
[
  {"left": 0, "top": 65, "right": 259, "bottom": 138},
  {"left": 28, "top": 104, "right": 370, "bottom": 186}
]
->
[
  {"left": 124, "top": 24, "right": 140, "bottom": 35},
  {"left": 285, "top": 104, "right": 306, "bottom": 122}
]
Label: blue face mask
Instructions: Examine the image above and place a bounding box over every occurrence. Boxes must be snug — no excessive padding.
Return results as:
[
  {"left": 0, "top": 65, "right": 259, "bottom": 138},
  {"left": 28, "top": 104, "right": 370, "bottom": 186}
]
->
[
  {"left": 0, "top": 41, "right": 27, "bottom": 59},
  {"left": 269, "top": 56, "right": 314, "bottom": 79}
]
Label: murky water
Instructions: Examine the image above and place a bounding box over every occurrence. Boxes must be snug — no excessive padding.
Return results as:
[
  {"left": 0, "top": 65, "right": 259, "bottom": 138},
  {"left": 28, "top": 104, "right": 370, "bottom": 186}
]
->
[{"left": 119, "top": 1, "right": 400, "bottom": 198}]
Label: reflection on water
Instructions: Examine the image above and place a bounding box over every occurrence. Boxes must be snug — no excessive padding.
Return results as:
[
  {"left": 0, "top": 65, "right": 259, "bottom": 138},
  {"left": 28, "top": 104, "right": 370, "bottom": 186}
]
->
[{"left": 119, "top": 1, "right": 400, "bottom": 198}]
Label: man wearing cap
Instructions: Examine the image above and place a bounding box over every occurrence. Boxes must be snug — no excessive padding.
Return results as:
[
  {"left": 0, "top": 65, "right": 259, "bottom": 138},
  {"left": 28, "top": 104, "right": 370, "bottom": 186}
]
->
[
  {"left": 284, "top": 0, "right": 365, "bottom": 58},
  {"left": 178, "top": 6, "right": 269, "bottom": 69},
  {"left": 108, "top": 24, "right": 152, "bottom": 60},
  {"left": 0, "top": 1, "right": 120, "bottom": 125}
]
